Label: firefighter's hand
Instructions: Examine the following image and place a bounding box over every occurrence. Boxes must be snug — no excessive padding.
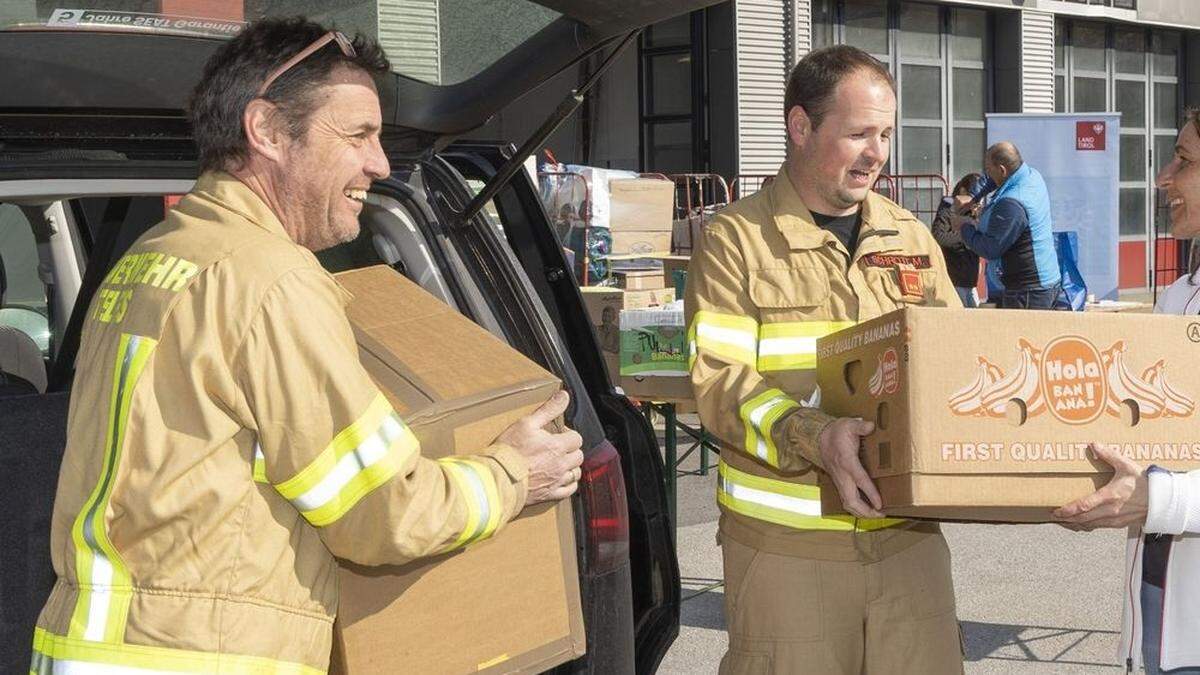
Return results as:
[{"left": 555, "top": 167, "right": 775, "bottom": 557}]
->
[
  {"left": 498, "top": 390, "right": 585, "bottom": 506},
  {"left": 818, "top": 418, "right": 885, "bottom": 519},
  {"left": 1054, "top": 442, "right": 1148, "bottom": 531}
]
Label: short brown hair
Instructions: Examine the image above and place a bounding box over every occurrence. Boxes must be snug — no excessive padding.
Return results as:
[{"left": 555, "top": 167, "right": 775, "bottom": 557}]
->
[
  {"left": 784, "top": 45, "right": 895, "bottom": 129},
  {"left": 189, "top": 17, "right": 390, "bottom": 173}
]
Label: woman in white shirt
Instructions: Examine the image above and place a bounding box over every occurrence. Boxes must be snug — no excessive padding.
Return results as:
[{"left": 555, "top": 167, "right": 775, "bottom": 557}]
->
[{"left": 1055, "top": 110, "right": 1200, "bottom": 675}]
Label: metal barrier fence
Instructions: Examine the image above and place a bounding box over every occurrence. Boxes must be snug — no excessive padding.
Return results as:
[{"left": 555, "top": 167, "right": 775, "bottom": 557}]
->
[
  {"left": 731, "top": 174, "right": 775, "bottom": 200},
  {"left": 671, "top": 173, "right": 732, "bottom": 254},
  {"left": 733, "top": 173, "right": 945, "bottom": 225},
  {"left": 878, "top": 174, "right": 950, "bottom": 225},
  {"left": 871, "top": 174, "right": 898, "bottom": 202}
]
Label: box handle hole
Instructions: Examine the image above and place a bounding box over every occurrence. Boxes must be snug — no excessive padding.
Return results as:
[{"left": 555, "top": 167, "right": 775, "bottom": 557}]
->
[
  {"left": 843, "top": 360, "right": 862, "bottom": 395},
  {"left": 876, "top": 401, "right": 890, "bottom": 430},
  {"left": 1121, "top": 399, "right": 1141, "bottom": 427},
  {"left": 1006, "top": 398, "right": 1028, "bottom": 427}
]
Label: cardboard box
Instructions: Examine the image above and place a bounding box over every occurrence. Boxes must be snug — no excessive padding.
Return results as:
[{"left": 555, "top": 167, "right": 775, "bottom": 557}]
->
[
  {"left": 620, "top": 374, "right": 695, "bottom": 402},
  {"left": 613, "top": 269, "right": 665, "bottom": 291},
  {"left": 609, "top": 178, "right": 674, "bottom": 232},
  {"left": 816, "top": 307, "right": 1200, "bottom": 523},
  {"left": 580, "top": 287, "right": 676, "bottom": 384},
  {"left": 610, "top": 229, "right": 671, "bottom": 257},
  {"left": 672, "top": 218, "right": 697, "bottom": 254},
  {"left": 580, "top": 287, "right": 675, "bottom": 327},
  {"left": 613, "top": 296, "right": 694, "bottom": 403},
  {"left": 330, "top": 266, "right": 585, "bottom": 674},
  {"left": 619, "top": 308, "right": 687, "bottom": 378},
  {"left": 654, "top": 255, "right": 690, "bottom": 292}
]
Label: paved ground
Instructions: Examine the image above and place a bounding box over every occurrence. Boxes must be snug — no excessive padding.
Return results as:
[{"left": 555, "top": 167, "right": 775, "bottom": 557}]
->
[{"left": 654, "top": 414, "right": 1130, "bottom": 674}]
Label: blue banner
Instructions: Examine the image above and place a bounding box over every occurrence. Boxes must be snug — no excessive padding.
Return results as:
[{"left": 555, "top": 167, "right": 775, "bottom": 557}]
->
[{"left": 986, "top": 113, "right": 1120, "bottom": 300}]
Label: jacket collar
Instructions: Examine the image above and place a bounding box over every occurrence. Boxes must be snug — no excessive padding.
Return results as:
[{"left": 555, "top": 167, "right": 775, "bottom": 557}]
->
[
  {"left": 993, "top": 163, "right": 1031, "bottom": 200},
  {"left": 191, "top": 171, "right": 291, "bottom": 241},
  {"left": 769, "top": 164, "right": 906, "bottom": 258},
  {"left": 187, "top": 171, "right": 351, "bottom": 303}
]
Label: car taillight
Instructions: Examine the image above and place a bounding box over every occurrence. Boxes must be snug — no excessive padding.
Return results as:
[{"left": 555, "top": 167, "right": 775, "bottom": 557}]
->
[{"left": 579, "top": 440, "right": 630, "bottom": 575}]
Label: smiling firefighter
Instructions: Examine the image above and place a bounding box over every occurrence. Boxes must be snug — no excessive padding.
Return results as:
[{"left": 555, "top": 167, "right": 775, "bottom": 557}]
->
[{"left": 685, "top": 45, "right": 965, "bottom": 674}]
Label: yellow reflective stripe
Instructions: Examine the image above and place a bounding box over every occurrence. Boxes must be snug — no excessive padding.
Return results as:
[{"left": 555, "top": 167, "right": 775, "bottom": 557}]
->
[
  {"left": 738, "top": 388, "right": 799, "bottom": 468},
  {"left": 276, "top": 398, "right": 418, "bottom": 527},
  {"left": 688, "top": 310, "right": 758, "bottom": 368},
  {"left": 32, "top": 627, "right": 323, "bottom": 674},
  {"left": 69, "top": 334, "right": 156, "bottom": 643},
  {"left": 756, "top": 320, "right": 856, "bottom": 372},
  {"left": 717, "top": 460, "right": 905, "bottom": 532},
  {"left": 275, "top": 394, "right": 393, "bottom": 499},
  {"left": 252, "top": 444, "right": 268, "bottom": 484},
  {"left": 440, "top": 457, "right": 503, "bottom": 550}
]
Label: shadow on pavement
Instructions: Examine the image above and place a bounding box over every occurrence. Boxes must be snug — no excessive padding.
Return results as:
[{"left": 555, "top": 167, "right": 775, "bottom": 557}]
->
[
  {"left": 680, "top": 587, "right": 726, "bottom": 631},
  {"left": 962, "top": 620, "right": 1121, "bottom": 668}
]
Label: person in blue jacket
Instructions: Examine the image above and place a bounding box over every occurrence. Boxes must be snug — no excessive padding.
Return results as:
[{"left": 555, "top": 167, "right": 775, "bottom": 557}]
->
[{"left": 948, "top": 142, "right": 1062, "bottom": 309}]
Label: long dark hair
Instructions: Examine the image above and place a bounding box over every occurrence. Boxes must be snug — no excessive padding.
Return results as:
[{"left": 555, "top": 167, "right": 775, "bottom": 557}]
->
[{"left": 952, "top": 172, "right": 983, "bottom": 197}]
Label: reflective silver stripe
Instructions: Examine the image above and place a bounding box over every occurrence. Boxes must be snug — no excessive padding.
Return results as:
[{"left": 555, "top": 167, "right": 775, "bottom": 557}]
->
[
  {"left": 80, "top": 335, "right": 142, "bottom": 642},
  {"left": 757, "top": 335, "right": 818, "bottom": 357},
  {"left": 696, "top": 322, "right": 758, "bottom": 353},
  {"left": 456, "top": 462, "right": 493, "bottom": 542},
  {"left": 718, "top": 471, "right": 822, "bottom": 517},
  {"left": 290, "top": 413, "right": 406, "bottom": 512}
]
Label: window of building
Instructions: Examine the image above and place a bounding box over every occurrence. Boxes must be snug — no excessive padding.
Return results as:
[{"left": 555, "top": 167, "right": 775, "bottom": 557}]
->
[
  {"left": 813, "top": 0, "right": 992, "bottom": 215},
  {"left": 639, "top": 12, "right": 706, "bottom": 173},
  {"left": 1061, "top": 0, "right": 1137, "bottom": 8},
  {"left": 1055, "top": 18, "right": 1181, "bottom": 288}
]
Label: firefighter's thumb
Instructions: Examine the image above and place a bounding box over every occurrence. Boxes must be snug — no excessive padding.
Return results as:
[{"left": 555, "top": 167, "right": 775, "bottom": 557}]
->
[
  {"left": 527, "top": 390, "right": 570, "bottom": 429},
  {"left": 853, "top": 419, "right": 875, "bottom": 437}
]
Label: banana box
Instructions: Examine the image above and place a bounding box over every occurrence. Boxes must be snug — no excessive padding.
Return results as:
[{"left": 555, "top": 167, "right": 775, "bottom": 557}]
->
[{"left": 815, "top": 307, "right": 1200, "bottom": 522}]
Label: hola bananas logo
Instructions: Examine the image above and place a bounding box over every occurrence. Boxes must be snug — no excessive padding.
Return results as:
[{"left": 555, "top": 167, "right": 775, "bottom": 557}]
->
[{"left": 949, "top": 336, "right": 1194, "bottom": 424}]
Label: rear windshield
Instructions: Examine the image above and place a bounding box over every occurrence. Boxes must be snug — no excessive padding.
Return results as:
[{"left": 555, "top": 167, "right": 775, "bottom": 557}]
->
[{"left": 0, "top": 1, "right": 561, "bottom": 85}]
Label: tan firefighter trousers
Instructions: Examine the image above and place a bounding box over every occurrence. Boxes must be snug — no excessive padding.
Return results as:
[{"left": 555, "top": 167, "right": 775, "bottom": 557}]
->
[{"left": 718, "top": 520, "right": 964, "bottom": 675}]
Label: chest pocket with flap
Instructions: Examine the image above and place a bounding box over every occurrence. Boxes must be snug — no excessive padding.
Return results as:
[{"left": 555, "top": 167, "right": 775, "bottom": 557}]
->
[
  {"left": 748, "top": 267, "right": 830, "bottom": 312},
  {"left": 749, "top": 267, "right": 833, "bottom": 374}
]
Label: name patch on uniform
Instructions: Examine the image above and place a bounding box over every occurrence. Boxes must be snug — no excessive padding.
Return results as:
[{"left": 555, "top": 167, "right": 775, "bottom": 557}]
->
[{"left": 860, "top": 253, "right": 932, "bottom": 270}]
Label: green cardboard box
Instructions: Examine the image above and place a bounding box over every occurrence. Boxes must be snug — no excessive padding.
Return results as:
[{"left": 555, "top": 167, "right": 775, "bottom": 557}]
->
[{"left": 619, "top": 308, "right": 688, "bottom": 377}]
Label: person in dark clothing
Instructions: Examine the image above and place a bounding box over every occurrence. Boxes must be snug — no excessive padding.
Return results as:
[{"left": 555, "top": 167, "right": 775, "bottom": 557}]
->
[
  {"left": 948, "top": 142, "right": 1063, "bottom": 309},
  {"left": 931, "top": 173, "right": 984, "bottom": 307}
]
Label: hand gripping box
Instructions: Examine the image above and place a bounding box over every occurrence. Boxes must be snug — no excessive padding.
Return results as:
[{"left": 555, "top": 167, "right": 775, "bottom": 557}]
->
[
  {"left": 329, "top": 266, "right": 584, "bottom": 674},
  {"left": 816, "top": 307, "right": 1200, "bottom": 522}
]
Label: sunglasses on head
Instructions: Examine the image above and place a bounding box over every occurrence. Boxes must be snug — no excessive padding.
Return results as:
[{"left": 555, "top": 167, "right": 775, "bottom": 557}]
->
[{"left": 257, "top": 31, "right": 356, "bottom": 98}]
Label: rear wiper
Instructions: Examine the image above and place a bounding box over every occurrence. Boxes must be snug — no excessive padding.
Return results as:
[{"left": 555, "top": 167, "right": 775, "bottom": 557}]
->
[{"left": 452, "top": 29, "right": 640, "bottom": 228}]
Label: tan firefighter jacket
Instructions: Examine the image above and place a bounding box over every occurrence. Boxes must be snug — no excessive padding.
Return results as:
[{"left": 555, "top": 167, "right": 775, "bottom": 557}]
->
[
  {"left": 685, "top": 165, "right": 961, "bottom": 551},
  {"left": 32, "top": 172, "right": 530, "bottom": 674}
]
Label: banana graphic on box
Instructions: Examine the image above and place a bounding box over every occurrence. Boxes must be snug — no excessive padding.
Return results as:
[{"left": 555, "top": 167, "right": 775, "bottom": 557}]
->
[
  {"left": 948, "top": 337, "right": 1195, "bottom": 422},
  {"left": 949, "top": 340, "right": 1042, "bottom": 418}
]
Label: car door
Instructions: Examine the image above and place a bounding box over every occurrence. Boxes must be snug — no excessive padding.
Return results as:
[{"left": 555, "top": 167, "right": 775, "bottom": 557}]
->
[{"left": 438, "top": 144, "right": 682, "bottom": 673}]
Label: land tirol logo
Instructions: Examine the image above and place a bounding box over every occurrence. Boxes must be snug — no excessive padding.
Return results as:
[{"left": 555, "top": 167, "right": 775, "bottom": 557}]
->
[{"left": 949, "top": 335, "right": 1195, "bottom": 424}]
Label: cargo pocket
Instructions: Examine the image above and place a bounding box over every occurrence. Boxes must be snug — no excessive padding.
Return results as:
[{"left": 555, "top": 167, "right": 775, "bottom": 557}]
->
[
  {"left": 720, "top": 649, "right": 773, "bottom": 675},
  {"left": 728, "top": 549, "right": 823, "bottom": 641},
  {"left": 748, "top": 267, "right": 830, "bottom": 314},
  {"left": 906, "top": 535, "right": 957, "bottom": 620}
]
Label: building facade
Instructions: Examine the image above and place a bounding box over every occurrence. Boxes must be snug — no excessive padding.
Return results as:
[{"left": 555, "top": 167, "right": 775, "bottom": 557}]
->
[
  {"left": 635, "top": 0, "right": 1200, "bottom": 292},
  {"left": 4, "top": 1, "right": 1191, "bottom": 291}
]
